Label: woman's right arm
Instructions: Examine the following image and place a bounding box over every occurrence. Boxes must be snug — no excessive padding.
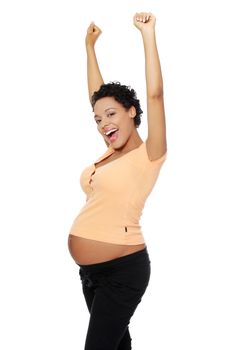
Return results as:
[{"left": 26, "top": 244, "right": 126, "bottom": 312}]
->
[{"left": 85, "top": 22, "right": 104, "bottom": 104}]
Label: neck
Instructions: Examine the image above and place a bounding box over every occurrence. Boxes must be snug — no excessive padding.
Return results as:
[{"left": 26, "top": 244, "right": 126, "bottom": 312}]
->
[{"left": 113, "top": 130, "right": 143, "bottom": 155}]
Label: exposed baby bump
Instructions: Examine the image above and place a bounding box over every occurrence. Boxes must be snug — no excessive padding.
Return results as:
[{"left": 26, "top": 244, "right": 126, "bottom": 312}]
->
[{"left": 68, "top": 234, "right": 145, "bottom": 265}]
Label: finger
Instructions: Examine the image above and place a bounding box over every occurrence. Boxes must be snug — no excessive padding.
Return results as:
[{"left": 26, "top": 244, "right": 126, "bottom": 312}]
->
[
  {"left": 135, "top": 12, "right": 143, "bottom": 22},
  {"left": 87, "top": 22, "right": 94, "bottom": 33},
  {"left": 139, "top": 12, "right": 146, "bottom": 21},
  {"left": 88, "top": 21, "right": 95, "bottom": 29},
  {"left": 148, "top": 13, "right": 155, "bottom": 21},
  {"left": 94, "top": 24, "right": 102, "bottom": 34},
  {"left": 142, "top": 13, "right": 147, "bottom": 23},
  {"left": 139, "top": 13, "right": 144, "bottom": 22},
  {"left": 142, "top": 12, "right": 151, "bottom": 22},
  {"left": 134, "top": 12, "right": 140, "bottom": 21},
  {"left": 136, "top": 12, "right": 152, "bottom": 23}
]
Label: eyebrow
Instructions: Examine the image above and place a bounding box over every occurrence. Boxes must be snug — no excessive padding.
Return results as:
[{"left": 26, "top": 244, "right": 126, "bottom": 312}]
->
[{"left": 94, "top": 107, "right": 117, "bottom": 119}]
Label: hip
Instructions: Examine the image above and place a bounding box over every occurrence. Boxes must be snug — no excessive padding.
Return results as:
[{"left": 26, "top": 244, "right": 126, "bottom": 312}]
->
[{"left": 78, "top": 245, "right": 151, "bottom": 292}]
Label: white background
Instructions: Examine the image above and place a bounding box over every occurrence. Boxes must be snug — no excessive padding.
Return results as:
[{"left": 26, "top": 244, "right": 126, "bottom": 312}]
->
[{"left": 1, "top": 0, "right": 233, "bottom": 349}]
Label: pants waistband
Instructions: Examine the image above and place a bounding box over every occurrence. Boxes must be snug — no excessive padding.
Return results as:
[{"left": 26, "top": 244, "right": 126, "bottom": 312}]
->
[{"left": 77, "top": 247, "right": 150, "bottom": 273}]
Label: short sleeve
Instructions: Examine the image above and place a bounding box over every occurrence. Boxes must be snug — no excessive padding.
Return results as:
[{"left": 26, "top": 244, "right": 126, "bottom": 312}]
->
[
  {"left": 141, "top": 143, "right": 167, "bottom": 166},
  {"left": 129, "top": 142, "right": 167, "bottom": 170},
  {"left": 148, "top": 151, "right": 167, "bottom": 164}
]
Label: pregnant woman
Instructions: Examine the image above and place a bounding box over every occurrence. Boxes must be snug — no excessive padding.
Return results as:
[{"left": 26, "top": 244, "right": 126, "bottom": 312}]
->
[{"left": 68, "top": 12, "right": 167, "bottom": 350}]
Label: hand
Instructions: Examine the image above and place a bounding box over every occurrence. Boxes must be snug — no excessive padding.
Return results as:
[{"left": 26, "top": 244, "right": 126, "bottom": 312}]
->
[
  {"left": 133, "top": 12, "right": 156, "bottom": 32},
  {"left": 85, "top": 22, "right": 102, "bottom": 47}
]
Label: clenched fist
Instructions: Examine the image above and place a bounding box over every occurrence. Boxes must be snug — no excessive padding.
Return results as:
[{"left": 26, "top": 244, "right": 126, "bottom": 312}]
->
[
  {"left": 133, "top": 12, "right": 156, "bottom": 32},
  {"left": 85, "top": 22, "right": 102, "bottom": 47}
]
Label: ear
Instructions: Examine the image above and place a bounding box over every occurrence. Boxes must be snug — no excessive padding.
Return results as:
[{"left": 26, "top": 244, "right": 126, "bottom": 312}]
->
[{"left": 128, "top": 106, "right": 136, "bottom": 119}]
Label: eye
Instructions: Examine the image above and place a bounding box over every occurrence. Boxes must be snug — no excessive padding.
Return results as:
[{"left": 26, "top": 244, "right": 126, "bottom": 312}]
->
[
  {"left": 107, "top": 112, "right": 116, "bottom": 117},
  {"left": 95, "top": 119, "right": 101, "bottom": 124}
]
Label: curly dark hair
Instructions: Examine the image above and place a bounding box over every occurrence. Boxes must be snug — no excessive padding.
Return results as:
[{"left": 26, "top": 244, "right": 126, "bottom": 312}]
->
[{"left": 91, "top": 82, "right": 143, "bottom": 128}]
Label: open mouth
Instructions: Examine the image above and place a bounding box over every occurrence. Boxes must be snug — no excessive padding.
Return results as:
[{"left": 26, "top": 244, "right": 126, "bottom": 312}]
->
[{"left": 104, "top": 129, "right": 119, "bottom": 142}]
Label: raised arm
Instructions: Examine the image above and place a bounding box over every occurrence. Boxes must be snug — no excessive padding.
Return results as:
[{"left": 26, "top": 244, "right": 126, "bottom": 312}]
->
[
  {"left": 85, "top": 22, "right": 104, "bottom": 104},
  {"left": 133, "top": 12, "right": 167, "bottom": 160}
]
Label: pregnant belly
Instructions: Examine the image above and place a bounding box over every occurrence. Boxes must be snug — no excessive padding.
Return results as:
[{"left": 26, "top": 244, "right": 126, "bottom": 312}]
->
[{"left": 68, "top": 234, "right": 146, "bottom": 265}]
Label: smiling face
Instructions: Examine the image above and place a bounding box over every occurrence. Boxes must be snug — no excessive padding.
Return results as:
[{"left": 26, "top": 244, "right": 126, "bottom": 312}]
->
[{"left": 93, "top": 96, "right": 137, "bottom": 149}]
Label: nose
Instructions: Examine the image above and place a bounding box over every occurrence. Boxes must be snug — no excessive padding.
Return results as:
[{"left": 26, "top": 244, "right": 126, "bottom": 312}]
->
[{"left": 99, "top": 117, "right": 110, "bottom": 131}]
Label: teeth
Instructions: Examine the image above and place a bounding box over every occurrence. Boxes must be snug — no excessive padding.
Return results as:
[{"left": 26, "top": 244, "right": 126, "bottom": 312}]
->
[{"left": 105, "top": 128, "right": 118, "bottom": 136}]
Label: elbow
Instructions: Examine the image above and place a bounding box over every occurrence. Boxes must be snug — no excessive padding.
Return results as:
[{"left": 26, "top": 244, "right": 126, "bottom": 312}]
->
[{"left": 148, "top": 89, "right": 164, "bottom": 99}]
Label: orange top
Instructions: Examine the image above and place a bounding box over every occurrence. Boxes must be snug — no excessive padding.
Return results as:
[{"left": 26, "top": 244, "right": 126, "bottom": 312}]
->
[{"left": 69, "top": 142, "right": 167, "bottom": 245}]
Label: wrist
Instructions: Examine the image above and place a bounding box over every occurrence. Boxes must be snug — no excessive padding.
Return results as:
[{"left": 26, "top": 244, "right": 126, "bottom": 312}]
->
[
  {"left": 140, "top": 27, "right": 155, "bottom": 38},
  {"left": 85, "top": 42, "right": 95, "bottom": 50}
]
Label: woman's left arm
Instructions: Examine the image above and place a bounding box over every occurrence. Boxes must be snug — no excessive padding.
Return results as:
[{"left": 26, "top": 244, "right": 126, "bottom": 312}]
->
[{"left": 134, "top": 12, "right": 167, "bottom": 160}]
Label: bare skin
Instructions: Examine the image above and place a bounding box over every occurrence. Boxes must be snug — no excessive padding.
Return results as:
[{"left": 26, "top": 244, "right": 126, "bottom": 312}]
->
[
  {"left": 68, "top": 144, "right": 146, "bottom": 265},
  {"left": 68, "top": 236, "right": 146, "bottom": 265},
  {"left": 68, "top": 12, "right": 166, "bottom": 265}
]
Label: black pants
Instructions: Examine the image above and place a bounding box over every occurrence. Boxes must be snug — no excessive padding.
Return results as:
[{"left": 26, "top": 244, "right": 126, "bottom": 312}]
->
[{"left": 77, "top": 247, "right": 151, "bottom": 350}]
